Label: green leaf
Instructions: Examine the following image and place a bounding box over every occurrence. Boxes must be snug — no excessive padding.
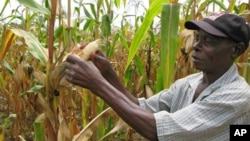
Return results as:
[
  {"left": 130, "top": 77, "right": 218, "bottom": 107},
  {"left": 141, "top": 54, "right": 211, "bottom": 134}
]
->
[
  {"left": 114, "top": 0, "right": 121, "bottom": 8},
  {"left": 210, "top": 0, "right": 227, "bottom": 11},
  {"left": 83, "top": 19, "right": 95, "bottom": 31},
  {"left": 238, "top": 3, "right": 249, "bottom": 13},
  {"left": 119, "top": 34, "right": 129, "bottom": 50},
  {"left": 135, "top": 55, "right": 144, "bottom": 76},
  {"left": 124, "top": 65, "right": 133, "bottom": 86},
  {"left": 89, "top": 3, "right": 97, "bottom": 19},
  {"left": 197, "top": 0, "right": 210, "bottom": 12},
  {"left": 33, "top": 113, "right": 45, "bottom": 141},
  {"left": 101, "top": 14, "right": 111, "bottom": 37},
  {"left": 2, "top": 114, "right": 16, "bottom": 132},
  {"left": 156, "top": 3, "right": 181, "bottom": 92},
  {"left": 4, "top": 15, "right": 24, "bottom": 24},
  {"left": 21, "top": 85, "right": 44, "bottom": 96},
  {"left": 125, "top": 0, "right": 169, "bottom": 71},
  {"left": 74, "top": 7, "right": 80, "bottom": 15},
  {"left": 2, "top": 60, "right": 14, "bottom": 75},
  {"left": 55, "top": 25, "right": 63, "bottom": 39},
  {"left": 0, "top": 0, "right": 10, "bottom": 16},
  {"left": 10, "top": 29, "right": 48, "bottom": 65},
  {"left": 83, "top": 5, "right": 94, "bottom": 19},
  {"left": 17, "top": 0, "right": 51, "bottom": 16}
]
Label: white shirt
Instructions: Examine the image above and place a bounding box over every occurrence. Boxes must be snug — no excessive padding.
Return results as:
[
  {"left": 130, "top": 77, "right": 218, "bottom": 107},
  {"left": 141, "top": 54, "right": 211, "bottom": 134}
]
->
[{"left": 139, "top": 64, "right": 250, "bottom": 141}]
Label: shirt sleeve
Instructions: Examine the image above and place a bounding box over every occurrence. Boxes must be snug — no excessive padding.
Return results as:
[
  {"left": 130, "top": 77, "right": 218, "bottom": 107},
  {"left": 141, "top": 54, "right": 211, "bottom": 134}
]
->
[
  {"left": 138, "top": 78, "right": 186, "bottom": 113},
  {"left": 138, "top": 88, "right": 177, "bottom": 113},
  {"left": 138, "top": 89, "right": 170, "bottom": 113}
]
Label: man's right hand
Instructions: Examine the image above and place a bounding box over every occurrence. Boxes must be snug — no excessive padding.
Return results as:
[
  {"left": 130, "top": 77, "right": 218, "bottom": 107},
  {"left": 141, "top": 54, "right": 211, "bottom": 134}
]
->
[
  {"left": 89, "top": 50, "right": 114, "bottom": 79},
  {"left": 89, "top": 50, "right": 131, "bottom": 95}
]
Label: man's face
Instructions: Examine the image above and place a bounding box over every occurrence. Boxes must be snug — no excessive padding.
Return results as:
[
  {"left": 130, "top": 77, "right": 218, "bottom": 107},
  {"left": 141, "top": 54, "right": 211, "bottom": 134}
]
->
[{"left": 191, "top": 30, "right": 235, "bottom": 73}]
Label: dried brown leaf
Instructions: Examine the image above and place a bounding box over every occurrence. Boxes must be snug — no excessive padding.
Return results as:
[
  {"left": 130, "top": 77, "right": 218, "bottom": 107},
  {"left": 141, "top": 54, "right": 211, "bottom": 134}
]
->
[
  {"left": 0, "top": 28, "right": 17, "bottom": 62},
  {"left": 72, "top": 107, "right": 117, "bottom": 141},
  {"left": 99, "top": 118, "right": 127, "bottom": 141}
]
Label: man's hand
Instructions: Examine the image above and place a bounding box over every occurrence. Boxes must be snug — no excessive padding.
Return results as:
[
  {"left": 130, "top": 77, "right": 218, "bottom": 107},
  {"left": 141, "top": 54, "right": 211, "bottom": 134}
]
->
[
  {"left": 89, "top": 50, "right": 115, "bottom": 79},
  {"left": 65, "top": 55, "right": 105, "bottom": 91}
]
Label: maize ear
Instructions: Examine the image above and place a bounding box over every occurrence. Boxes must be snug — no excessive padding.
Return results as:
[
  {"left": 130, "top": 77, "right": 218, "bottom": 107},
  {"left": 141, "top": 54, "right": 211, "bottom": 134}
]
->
[
  {"left": 50, "top": 39, "right": 102, "bottom": 92},
  {"left": 78, "top": 39, "right": 101, "bottom": 60}
]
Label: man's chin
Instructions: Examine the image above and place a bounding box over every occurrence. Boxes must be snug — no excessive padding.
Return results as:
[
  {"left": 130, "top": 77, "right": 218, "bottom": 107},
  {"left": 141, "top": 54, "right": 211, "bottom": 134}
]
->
[{"left": 193, "top": 65, "right": 203, "bottom": 71}]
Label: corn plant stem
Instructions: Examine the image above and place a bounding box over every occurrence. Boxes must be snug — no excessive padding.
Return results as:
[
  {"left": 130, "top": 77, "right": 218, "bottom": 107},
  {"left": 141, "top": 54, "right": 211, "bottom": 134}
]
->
[
  {"left": 57, "top": 0, "right": 62, "bottom": 62},
  {"left": 48, "top": 0, "right": 57, "bottom": 64},
  {"left": 68, "top": 0, "right": 71, "bottom": 28},
  {"left": 46, "top": 0, "right": 58, "bottom": 140},
  {"left": 67, "top": 0, "right": 72, "bottom": 47},
  {"left": 95, "top": 0, "right": 101, "bottom": 39}
]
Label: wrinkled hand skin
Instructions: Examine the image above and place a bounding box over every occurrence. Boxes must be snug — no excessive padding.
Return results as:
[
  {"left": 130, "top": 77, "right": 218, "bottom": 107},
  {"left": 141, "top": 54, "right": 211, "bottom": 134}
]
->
[
  {"left": 89, "top": 50, "right": 129, "bottom": 94},
  {"left": 65, "top": 50, "right": 128, "bottom": 95},
  {"left": 64, "top": 51, "right": 158, "bottom": 141},
  {"left": 89, "top": 50, "right": 113, "bottom": 79},
  {"left": 65, "top": 54, "right": 104, "bottom": 90}
]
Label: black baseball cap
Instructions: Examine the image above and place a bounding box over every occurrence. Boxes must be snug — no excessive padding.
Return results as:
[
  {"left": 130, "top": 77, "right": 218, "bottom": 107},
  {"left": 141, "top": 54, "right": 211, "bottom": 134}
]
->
[{"left": 185, "top": 11, "right": 250, "bottom": 48}]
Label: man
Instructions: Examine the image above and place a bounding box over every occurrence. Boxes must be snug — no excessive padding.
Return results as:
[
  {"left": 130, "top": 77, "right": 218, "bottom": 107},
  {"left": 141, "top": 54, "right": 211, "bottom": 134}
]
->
[{"left": 65, "top": 12, "right": 250, "bottom": 141}]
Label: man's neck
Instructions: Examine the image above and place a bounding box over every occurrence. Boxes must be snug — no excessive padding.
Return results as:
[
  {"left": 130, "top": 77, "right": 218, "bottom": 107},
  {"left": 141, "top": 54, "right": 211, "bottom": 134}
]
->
[{"left": 202, "top": 65, "right": 232, "bottom": 85}]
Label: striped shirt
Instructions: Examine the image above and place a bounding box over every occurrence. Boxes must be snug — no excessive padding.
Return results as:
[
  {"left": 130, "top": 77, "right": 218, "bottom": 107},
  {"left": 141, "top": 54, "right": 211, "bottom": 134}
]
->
[{"left": 139, "top": 64, "right": 250, "bottom": 141}]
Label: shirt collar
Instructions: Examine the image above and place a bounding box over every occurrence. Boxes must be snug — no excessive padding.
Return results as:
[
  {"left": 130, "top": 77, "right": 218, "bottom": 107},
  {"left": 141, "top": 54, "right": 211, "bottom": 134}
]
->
[
  {"left": 187, "top": 64, "right": 239, "bottom": 90},
  {"left": 208, "top": 64, "right": 239, "bottom": 90}
]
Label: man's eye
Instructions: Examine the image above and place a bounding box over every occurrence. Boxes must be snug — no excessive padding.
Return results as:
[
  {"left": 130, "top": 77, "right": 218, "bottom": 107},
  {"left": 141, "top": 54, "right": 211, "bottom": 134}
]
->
[
  {"left": 204, "top": 37, "right": 211, "bottom": 43},
  {"left": 204, "top": 36, "right": 215, "bottom": 43}
]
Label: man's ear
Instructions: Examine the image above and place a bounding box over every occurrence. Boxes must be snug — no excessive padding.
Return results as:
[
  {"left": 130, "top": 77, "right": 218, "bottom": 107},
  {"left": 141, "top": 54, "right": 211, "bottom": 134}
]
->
[{"left": 232, "top": 42, "right": 245, "bottom": 58}]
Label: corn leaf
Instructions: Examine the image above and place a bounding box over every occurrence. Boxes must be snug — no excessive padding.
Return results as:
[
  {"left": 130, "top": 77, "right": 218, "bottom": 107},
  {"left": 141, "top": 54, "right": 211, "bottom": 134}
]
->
[
  {"left": 21, "top": 85, "right": 44, "bottom": 96},
  {"left": 0, "top": 0, "right": 10, "bottom": 16},
  {"left": 33, "top": 113, "right": 45, "bottom": 141},
  {"left": 156, "top": 3, "right": 181, "bottom": 92},
  {"left": 1, "top": 60, "right": 13, "bottom": 75},
  {"left": 83, "top": 4, "right": 94, "bottom": 19},
  {"left": 125, "top": 0, "right": 169, "bottom": 71},
  {"left": 210, "top": 0, "right": 227, "bottom": 11},
  {"left": 100, "top": 118, "right": 127, "bottom": 140},
  {"left": 17, "top": 0, "right": 51, "bottom": 16},
  {"left": 0, "top": 27, "right": 17, "bottom": 62},
  {"left": 101, "top": 14, "right": 111, "bottom": 37},
  {"left": 10, "top": 28, "right": 48, "bottom": 65},
  {"left": 72, "top": 107, "right": 117, "bottom": 141},
  {"left": 89, "top": 3, "right": 97, "bottom": 19}
]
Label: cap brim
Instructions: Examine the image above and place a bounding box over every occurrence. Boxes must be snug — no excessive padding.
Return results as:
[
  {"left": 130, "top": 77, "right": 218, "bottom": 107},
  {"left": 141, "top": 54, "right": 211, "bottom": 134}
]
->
[{"left": 185, "top": 21, "right": 228, "bottom": 38}]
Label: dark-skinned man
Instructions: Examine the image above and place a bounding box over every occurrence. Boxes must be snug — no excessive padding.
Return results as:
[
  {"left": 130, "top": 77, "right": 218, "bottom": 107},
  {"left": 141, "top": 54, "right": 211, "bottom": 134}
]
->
[{"left": 65, "top": 11, "right": 250, "bottom": 141}]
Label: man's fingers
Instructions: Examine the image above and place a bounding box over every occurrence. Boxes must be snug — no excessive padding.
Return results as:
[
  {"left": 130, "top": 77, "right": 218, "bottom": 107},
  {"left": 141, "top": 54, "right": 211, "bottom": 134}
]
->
[
  {"left": 90, "top": 54, "right": 105, "bottom": 68},
  {"left": 95, "top": 50, "right": 105, "bottom": 57},
  {"left": 66, "top": 54, "right": 82, "bottom": 64},
  {"left": 65, "top": 68, "right": 73, "bottom": 83},
  {"left": 79, "top": 42, "right": 88, "bottom": 50},
  {"left": 89, "top": 49, "right": 105, "bottom": 61},
  {"left": 64, "top": 63, "right": 81, "bottom": 85}
]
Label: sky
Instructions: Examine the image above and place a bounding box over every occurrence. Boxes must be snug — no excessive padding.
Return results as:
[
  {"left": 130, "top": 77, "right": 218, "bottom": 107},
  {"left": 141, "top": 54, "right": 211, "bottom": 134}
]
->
[
  {"left": 0, "top": 0, "right": 149, "bottom": 27},
  {"left": 1, "top": 0, "right": 249, "bottom": 16},
  {"left": 0, "top": 0, "right": 248, "bottom": 27}
]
